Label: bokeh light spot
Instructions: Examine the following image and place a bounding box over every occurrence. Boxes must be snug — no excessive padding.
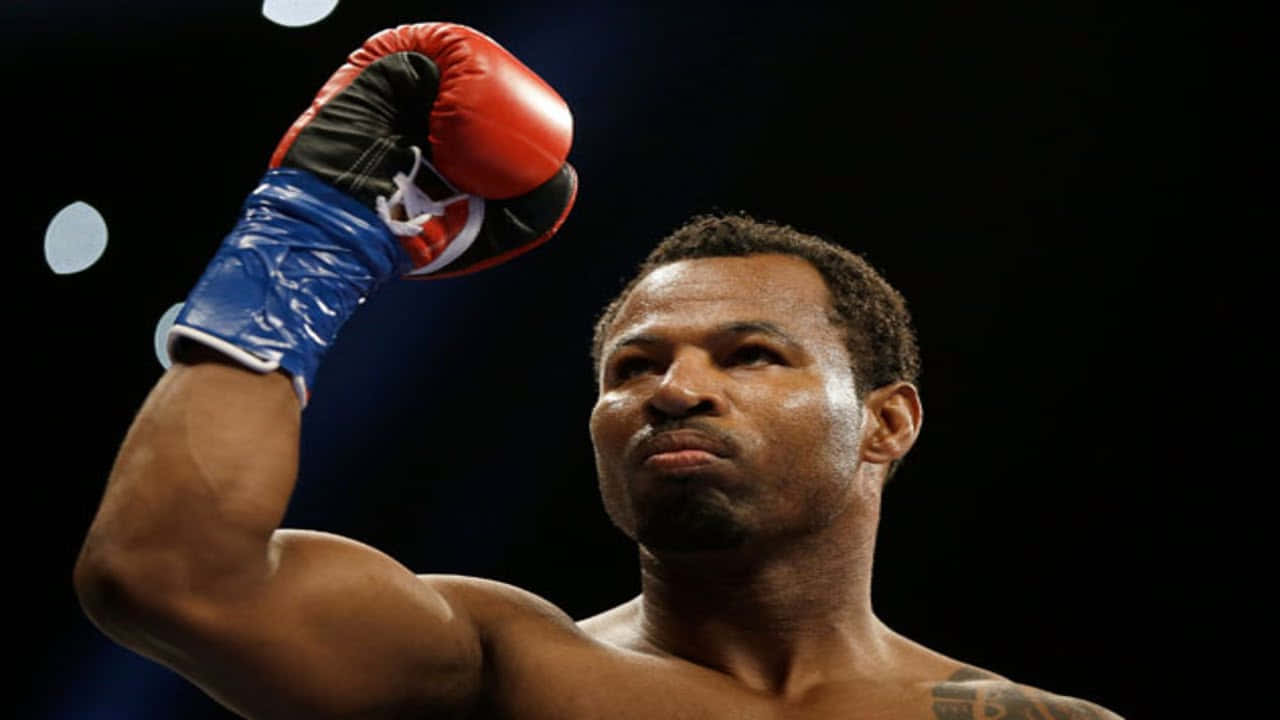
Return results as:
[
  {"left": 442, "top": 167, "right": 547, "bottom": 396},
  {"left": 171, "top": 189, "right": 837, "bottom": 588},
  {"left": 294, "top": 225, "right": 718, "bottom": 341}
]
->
[
  {"left": 44, "top": 201, "right": 107, "bottom": 274},
  {"left": 261, "top": 0, "right": 339, "bottom": 27},
  {"left": 154, "top": 303, "right": 185, "bottom": 370}
]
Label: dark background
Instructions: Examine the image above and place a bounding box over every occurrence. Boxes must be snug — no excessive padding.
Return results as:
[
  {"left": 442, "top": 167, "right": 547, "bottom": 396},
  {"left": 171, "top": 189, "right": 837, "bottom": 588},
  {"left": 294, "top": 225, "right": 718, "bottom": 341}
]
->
[{"left": 10, "top": 1, "right": 1225, "bottom": 718}]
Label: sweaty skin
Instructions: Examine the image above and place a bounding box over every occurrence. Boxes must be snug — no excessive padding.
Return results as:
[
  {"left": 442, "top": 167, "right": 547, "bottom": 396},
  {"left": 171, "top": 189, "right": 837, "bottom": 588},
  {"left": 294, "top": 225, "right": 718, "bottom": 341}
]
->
[{"left": 75, "top": 254, "right": 1123, "bottom": 719}]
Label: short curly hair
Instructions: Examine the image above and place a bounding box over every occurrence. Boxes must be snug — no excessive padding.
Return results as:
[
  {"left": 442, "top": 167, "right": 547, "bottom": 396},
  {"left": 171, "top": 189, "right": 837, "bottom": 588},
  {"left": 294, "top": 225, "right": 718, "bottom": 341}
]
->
[{"left": 591, "top": 213, "right": 921, "bottom": 399}]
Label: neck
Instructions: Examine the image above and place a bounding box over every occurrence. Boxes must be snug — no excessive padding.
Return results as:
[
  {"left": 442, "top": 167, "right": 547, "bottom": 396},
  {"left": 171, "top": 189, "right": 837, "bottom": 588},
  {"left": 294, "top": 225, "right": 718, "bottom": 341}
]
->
[{"left": 635, "top": 499, "right": 891, "bottom": 698}]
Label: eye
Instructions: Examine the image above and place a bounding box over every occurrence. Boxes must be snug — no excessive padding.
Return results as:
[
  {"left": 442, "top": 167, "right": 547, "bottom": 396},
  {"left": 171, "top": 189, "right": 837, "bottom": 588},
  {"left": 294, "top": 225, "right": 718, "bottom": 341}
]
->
[
  {"left": 726, "top": 344, "right": 784, "bottom": 367},
  {"left": 611, "top": 356, "right": 657, "bottom": 382}
]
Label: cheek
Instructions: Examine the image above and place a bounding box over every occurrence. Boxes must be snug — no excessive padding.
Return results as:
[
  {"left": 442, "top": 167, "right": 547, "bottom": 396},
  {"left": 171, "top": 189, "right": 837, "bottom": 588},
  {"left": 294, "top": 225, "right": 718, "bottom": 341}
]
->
[
  {"left": 589, "top": 393, "right": 630, "bottom": 459},
  {"left": 821, "top": 372, "right": 863, "bottom": 451},
  {"left": 732, "top": 378, "right": 841, "bottom": 472},
  {"left": 769, "top": 369, "right": 863, "bottom": 472}
]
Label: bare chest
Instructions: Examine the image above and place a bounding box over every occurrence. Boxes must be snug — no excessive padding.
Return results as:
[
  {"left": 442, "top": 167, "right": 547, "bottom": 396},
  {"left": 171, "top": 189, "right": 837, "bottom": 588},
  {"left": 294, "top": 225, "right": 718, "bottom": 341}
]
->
[{"left": 472, "top": 662, "right": 938, "bottom": 720}]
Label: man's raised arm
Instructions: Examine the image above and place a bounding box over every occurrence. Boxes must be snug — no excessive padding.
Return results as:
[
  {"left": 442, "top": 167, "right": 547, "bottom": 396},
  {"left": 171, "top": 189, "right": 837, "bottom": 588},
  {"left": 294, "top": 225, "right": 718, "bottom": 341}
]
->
[{"left": 73, "top": 22, "right": 577, "bottom": 719}]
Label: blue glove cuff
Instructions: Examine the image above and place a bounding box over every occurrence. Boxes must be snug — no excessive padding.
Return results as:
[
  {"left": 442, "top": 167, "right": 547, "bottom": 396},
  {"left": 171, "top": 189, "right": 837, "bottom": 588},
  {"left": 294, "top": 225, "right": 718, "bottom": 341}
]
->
[{"left": 169, "top": 168, "right": 411, "bottom": 406}]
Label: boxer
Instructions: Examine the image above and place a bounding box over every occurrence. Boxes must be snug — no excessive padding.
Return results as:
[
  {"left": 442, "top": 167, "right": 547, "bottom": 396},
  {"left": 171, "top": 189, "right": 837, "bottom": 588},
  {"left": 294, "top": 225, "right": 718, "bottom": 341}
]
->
[{"left": 74, "top": 22, "right": 1122, "bottom": 720}]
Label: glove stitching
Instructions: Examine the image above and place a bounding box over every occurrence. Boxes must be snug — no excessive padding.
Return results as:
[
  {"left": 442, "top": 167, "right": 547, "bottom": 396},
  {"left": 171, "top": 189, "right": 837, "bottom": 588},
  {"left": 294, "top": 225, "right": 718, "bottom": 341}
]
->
[
  {"left": 363, "top": 137, "right": 399, "bottom": 194},
  {"left": 396, "top": 52, "right": 414, "bottom": 83},
  {"left": 333, "top": 140, "right": 375, "bottom": 188},
  {"left": 339, "top": 137, "right": 383, "bottom": 193},
  {"left": 351, "top": 137, "right": 393, "bottom": 195},
  {"left": 335, "top": 136, "right": 393, "bottom": 194}
]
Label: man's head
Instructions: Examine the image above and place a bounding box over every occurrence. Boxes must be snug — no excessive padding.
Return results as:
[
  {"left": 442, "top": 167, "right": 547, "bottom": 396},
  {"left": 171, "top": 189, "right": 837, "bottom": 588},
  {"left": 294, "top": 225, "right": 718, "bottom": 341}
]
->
[
  {"left": 592, "top": 214, "right": 921, "bottom": 398},
  {"left": 588, "top": 214, "right": 923, "bottom": 555}
]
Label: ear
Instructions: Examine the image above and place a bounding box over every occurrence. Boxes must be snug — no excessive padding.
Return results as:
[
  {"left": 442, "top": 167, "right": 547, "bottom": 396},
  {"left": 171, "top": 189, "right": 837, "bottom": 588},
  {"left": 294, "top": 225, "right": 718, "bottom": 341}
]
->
[{"left": 860, "top": 381, "right": 923, "bottom": 465}]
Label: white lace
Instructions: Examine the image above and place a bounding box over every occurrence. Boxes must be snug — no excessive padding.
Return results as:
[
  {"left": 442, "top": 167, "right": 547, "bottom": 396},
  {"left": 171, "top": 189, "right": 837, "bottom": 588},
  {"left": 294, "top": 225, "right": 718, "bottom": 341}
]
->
[{"left": 375, "top": 146, "right": 469, "bottom": 237}]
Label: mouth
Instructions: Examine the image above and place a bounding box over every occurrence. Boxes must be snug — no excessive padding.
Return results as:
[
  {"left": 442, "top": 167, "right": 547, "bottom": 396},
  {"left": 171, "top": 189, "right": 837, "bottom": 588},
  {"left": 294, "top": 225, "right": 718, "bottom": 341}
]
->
[
  {"left": 634, "top": 428, "right": 737, "bottom": 471},
  {"left": 643, "top": 448, "right": 722, "bottom": 470}
]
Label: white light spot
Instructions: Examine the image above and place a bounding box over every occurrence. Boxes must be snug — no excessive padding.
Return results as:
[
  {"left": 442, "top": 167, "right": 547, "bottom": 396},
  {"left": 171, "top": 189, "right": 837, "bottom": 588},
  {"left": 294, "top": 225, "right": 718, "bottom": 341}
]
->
[
  {"left": 154, "top": 303, "right": 185, "bottom": 370},
  {"left": 261, "top": 0, "right": 339, "bottom": 27},
  {"left": 44, "top": 201, "right": 108, "bottom": 274}
]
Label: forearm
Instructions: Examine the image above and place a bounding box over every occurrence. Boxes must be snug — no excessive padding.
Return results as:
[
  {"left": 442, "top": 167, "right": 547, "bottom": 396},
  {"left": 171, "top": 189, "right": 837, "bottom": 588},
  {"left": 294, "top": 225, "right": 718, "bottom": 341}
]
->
[
  {"left": 75, "top": 346, "right": 300, "bottom": 611},
  {"left": 65, "top": 22, "right": 580, "bottom": 719}
]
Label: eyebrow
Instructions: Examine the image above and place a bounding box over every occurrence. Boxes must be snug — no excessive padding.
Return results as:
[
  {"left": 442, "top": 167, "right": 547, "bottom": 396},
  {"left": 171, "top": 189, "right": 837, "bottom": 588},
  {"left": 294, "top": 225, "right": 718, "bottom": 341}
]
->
[{"left": 606, "top": 321, "right": 802, "bottom": 358}]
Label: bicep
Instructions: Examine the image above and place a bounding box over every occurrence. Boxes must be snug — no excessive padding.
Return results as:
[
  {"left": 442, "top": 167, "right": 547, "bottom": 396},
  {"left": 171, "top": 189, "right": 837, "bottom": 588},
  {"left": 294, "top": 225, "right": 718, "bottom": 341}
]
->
[{"left": 153, "top": 530, "right": 485, "bottom": 720}]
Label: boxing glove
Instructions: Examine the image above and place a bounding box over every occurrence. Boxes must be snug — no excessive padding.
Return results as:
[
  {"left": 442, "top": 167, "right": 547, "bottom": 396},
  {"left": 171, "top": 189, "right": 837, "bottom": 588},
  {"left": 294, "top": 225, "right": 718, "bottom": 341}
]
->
[{"left": 168, "top": 23, "right": 577, "bottom": 405}]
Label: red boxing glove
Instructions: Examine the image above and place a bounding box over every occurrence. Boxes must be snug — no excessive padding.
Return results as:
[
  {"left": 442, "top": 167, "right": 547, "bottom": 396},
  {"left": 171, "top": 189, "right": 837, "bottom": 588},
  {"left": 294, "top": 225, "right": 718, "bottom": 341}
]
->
[
  {"left": 270, "top": 22, "right": 577, "bottom": 278},
  {"left": 169, "top": 23, "right": 577, "bottom": 405}
]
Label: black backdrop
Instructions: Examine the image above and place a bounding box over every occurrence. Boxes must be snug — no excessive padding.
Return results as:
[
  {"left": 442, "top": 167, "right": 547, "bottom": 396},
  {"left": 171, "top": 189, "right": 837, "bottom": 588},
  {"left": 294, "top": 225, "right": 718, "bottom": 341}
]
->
[{"left": 10, "top": 1, "right": 1224, "bottom": 718}]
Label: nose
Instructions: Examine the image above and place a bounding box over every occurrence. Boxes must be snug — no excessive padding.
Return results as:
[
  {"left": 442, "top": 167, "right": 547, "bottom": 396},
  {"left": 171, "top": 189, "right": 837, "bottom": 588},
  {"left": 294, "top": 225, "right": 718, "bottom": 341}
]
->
[{"left": 647, "top": 349, "right": 727, "bottom": 420}]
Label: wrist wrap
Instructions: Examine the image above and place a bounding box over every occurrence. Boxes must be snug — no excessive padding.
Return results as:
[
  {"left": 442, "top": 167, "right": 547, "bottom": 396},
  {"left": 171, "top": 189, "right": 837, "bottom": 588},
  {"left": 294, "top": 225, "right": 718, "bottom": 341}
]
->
[{"left": 168, "top": 167, "right": 411, "bottom": 405}]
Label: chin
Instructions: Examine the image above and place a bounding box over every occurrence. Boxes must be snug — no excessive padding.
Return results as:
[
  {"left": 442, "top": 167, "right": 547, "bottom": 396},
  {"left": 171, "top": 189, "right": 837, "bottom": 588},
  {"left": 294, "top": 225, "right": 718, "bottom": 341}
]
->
[{"left": 632, "top": 484, "right": 750, "bottom": 553}]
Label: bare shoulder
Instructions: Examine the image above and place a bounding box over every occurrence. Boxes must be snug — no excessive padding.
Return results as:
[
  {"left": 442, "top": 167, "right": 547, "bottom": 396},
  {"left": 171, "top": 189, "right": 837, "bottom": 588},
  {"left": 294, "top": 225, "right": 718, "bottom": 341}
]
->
[
  {"left": 419, "top": 574, "right": 587, "bottom": 642},
  {"left": 929, "top": 666, "right": 1125, "bottom": 720}
]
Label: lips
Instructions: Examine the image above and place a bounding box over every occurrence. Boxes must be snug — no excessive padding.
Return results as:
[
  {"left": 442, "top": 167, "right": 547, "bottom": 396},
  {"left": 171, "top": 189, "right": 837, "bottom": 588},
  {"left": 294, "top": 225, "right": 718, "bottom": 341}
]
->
[{"left": 633, "top": 428, "right": 738, "bottom": 469}]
